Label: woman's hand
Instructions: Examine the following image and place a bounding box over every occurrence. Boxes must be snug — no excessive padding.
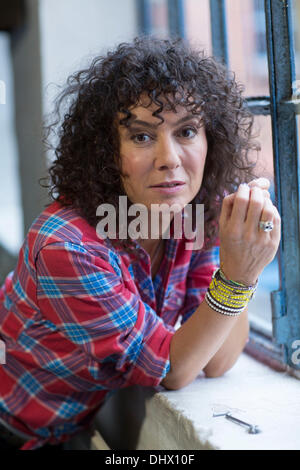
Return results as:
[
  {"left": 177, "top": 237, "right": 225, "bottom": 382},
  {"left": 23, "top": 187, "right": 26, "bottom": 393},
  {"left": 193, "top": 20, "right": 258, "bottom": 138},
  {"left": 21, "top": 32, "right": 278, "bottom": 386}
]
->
[
  {"left": 248, "top": 176, "right": 271, "bottom": 197},
  {"left": 219, "top": 178, "right": 281, "bottom": 286}
]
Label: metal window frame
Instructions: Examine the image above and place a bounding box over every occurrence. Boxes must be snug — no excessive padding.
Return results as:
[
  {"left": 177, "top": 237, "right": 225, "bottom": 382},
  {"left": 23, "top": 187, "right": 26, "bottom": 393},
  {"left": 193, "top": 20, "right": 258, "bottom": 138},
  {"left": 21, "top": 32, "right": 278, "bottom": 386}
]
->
[
  {"left": 209, "top": 0, "right": 229, "bottom": 65},
  {"left": 137, "top": 0, "right": 185, "bottom": 37},
  {"left": 208, "top": 0, "right": 300, "bottom": 372},
  {"left": 137, "top": 0, "right": 300, "bottom": 371},
  {"left": 137, "top": 0, "right": 152, "bottom": 35},
  {"left": 167, "top": 0, "right": 185, "bottom": 38}
]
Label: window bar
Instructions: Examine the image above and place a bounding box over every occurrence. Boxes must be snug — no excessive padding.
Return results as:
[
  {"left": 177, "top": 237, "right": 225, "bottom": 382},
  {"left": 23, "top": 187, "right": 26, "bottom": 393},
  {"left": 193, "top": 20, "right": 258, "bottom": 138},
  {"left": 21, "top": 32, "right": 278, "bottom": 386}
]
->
[
  {"left": 137, "top": 0, "right": 152, "bottom": 35},
  {"left": 167, "top": 0, "right": 185, "bottom": 38},
  {"left": 264, "top": 0, "right": 300, "bottom": 370},
  {"left": 245, "top": 96, "right": 270, "bottom": 116},
  {"left": 209, "top": 0, "right": 229, "bottom": 66}
]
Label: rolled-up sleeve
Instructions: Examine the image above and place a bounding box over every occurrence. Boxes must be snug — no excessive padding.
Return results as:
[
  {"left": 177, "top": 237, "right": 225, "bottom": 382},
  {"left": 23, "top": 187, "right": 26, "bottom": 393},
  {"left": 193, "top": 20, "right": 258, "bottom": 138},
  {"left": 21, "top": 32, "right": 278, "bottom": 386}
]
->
[
  {"left": 35, "top": 242, "right": 174, "bottom": 390},
  {"left": 179, "top": 243, "right": 220, "bottom": 325}
]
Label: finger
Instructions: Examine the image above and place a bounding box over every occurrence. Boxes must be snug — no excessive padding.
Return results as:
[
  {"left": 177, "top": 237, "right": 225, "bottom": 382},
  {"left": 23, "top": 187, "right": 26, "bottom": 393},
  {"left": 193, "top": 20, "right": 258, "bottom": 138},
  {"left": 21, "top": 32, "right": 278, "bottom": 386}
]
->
[
  {"left": 248, "top": 187, "right": 271, "bottom": 199},
  {"left": 269, "top": 204, "right": 281, "bottom": 242},
  {"left": 258, "top": 197, "right": 275, "bottom": 234},
  {"left": 220, "top": 186, "right": 271, "bottom": 227},
  {"left": 248, "top": 177, "right": 270, "bottom": 190},
  {"left": 244, "top": 186, "right": 264, "bottom": 230},
  {"left": 230, "top": 183, "right": 251, "bottom": 226},
  {"left": 219, "top": 193, "right": 236, "bottom": 224},
  {"left": 231, "top": 188, "right": 270, "bottom": 200}
]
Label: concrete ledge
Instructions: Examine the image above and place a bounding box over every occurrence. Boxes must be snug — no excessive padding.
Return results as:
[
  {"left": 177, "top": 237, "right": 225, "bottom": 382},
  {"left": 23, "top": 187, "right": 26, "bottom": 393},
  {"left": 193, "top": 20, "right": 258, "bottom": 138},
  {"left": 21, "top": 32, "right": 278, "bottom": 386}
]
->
[{"left": 95, "top": 353, "right": 300, "bottom": 450}]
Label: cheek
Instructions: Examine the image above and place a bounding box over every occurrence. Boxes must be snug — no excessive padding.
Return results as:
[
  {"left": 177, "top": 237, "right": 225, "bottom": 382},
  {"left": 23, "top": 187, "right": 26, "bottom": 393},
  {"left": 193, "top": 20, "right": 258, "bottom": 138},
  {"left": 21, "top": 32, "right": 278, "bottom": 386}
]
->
[
  {"left": 120, "top": 155, "right": 137, "bottom": 180},
  {"left": 188, "top": 149, "right": 207, "bottom": 175},
  {"left": 121, "top": 147, "right": 141, "bottom": 169},
  {"left": 123, "top": 156, "right": 151, "bottom": 182},
  {"left": 120, "top": 156, "right": 148, "bottom": 196}
]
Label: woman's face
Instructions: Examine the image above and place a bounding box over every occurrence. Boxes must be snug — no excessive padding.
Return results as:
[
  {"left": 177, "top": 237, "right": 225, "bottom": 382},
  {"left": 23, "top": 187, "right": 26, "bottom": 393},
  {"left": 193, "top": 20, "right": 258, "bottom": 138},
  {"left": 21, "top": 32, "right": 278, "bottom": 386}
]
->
[{"left": 118, "top": 99, "right": 208, "bottom": 213}]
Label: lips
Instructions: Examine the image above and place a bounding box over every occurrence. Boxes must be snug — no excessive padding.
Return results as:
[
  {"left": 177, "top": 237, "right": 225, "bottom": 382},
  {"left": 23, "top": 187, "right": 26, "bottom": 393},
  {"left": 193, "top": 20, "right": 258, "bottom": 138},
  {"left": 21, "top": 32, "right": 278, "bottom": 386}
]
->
[{"left": 150, "top": 181, "right": 185, "bottom": 188}]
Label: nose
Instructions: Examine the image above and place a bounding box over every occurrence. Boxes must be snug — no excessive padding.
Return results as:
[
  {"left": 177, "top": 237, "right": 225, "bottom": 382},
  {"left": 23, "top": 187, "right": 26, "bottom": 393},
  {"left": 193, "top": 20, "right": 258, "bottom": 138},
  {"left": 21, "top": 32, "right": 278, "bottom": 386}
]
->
[{"left": 154, "top": 135, "right": 181, "bottom": 170}]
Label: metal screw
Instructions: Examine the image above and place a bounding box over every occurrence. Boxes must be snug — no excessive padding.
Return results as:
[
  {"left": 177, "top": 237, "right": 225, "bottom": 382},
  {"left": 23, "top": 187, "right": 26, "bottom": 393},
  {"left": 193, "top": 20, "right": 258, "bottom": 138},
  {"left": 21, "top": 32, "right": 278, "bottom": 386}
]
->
[{"left": 213, "top": 412, "right": 261, "bottom": 434}]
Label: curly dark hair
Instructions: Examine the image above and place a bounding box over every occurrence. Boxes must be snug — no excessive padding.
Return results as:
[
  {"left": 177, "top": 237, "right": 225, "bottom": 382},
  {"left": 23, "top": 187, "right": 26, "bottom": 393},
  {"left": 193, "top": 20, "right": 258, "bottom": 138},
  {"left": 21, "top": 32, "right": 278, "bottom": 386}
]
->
[{"left": 41, "top": 36, "right": 259, "bottom": 250}]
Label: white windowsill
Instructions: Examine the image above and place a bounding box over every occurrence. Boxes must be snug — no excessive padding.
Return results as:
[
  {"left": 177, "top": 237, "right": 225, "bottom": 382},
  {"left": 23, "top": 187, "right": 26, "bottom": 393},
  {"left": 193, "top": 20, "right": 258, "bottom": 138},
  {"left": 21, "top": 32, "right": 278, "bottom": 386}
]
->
[{"left": 93, "top": 353, "right": 300, "bottom": 451}]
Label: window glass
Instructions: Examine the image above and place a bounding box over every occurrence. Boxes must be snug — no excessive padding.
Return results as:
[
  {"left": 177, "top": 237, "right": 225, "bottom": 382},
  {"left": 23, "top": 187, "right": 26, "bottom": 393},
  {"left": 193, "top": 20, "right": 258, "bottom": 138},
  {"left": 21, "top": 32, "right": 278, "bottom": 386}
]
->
[
  {"left": 247, "top": 115, "right": 279, "bottom": 334},
  {"left": 184, "top": 0, "right": 212, "bottom": 55},
  {"left": 0, "top": 32, "right": 23, "bottom": 255},
  {"left": 226, "top": 0, "right": 269, "bottom": 96}
]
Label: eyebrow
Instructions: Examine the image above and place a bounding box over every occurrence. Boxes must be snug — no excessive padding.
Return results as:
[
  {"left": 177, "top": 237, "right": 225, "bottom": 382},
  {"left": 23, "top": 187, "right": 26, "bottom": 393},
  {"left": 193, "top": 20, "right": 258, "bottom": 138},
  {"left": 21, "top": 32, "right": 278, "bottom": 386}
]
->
[{"left": 127, "top": 114, "right": 200, "bottom": 130}]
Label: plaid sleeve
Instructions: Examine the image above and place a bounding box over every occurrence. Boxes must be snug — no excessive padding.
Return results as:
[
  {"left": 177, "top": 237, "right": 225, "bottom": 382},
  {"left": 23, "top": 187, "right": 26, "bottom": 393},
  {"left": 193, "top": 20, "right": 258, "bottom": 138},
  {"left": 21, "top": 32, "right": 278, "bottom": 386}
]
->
[
  {"left": 179, "top": 243, "right": 220, "bottom": 325},
  {"left": 35, "top": 242, "right": 174, "bottom": 389}
]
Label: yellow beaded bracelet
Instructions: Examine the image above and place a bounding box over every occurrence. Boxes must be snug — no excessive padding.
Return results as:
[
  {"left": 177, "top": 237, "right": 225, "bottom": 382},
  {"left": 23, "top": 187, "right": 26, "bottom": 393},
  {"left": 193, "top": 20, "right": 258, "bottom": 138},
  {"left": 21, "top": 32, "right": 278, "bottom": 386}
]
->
[{"left": 205, "top": 268, "right": 258, "bottom": 316}]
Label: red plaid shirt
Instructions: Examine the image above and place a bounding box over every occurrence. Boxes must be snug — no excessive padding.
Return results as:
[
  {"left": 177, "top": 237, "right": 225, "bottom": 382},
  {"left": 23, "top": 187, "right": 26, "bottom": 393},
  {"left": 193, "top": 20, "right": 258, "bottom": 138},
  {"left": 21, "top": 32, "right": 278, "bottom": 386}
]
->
[{"left": 0, "top": 200, "right": 219, "bottom": 449}]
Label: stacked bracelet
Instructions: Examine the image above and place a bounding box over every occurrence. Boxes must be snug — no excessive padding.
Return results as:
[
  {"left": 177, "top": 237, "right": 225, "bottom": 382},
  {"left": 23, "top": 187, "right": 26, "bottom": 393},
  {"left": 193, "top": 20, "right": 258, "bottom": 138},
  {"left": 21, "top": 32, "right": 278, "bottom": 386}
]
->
[
  {"left": 219, "top": 268, "right": 247, "bottom": 288},
  {"left": 205, "top": 268, "right": 258, "bottom": 316}
]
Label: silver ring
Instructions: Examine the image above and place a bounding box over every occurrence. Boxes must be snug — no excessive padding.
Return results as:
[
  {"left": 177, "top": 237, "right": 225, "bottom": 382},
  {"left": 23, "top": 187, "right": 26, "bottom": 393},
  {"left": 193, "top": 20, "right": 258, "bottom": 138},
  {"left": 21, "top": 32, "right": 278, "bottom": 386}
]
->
[{"left": 259, "top": 220, "right": 274, "bottom": 232}]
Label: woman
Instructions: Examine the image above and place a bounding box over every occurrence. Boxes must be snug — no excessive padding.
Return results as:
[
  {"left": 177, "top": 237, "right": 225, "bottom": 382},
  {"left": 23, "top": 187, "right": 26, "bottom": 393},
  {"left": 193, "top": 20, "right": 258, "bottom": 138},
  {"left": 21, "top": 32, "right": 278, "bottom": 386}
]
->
[{"left": 0, "top": 36, "right": 280, "bottom": 450}]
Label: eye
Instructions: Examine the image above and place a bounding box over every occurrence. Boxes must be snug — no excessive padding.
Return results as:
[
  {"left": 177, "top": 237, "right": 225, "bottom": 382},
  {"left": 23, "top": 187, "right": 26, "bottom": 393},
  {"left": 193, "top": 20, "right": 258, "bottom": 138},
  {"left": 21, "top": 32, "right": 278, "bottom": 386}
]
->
[
  {"left": 179, "top": 126, "right": 197, "bottom": 139},
  {"left": 131, "top": 133, "right": 151, "bottom": 143}
]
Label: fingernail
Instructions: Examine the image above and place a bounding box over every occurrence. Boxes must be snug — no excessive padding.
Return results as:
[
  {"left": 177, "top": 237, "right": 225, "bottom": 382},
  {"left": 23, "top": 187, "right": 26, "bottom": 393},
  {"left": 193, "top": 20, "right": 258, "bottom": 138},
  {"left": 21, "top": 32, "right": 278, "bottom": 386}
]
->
[
  {"left": 252, "top": 186, "right": 262, "bottom": 193},
  {"left": 257, "top": 177, "right": 270, "bottom": 185}
]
